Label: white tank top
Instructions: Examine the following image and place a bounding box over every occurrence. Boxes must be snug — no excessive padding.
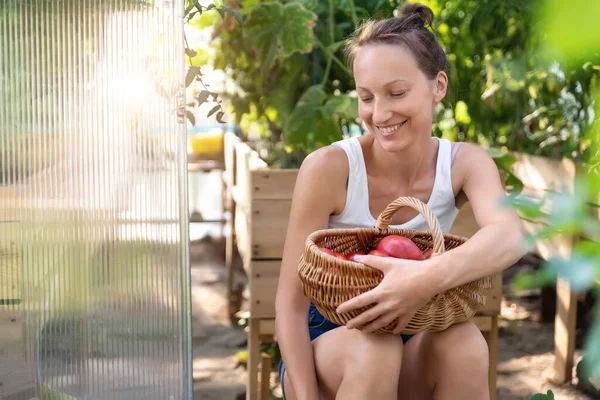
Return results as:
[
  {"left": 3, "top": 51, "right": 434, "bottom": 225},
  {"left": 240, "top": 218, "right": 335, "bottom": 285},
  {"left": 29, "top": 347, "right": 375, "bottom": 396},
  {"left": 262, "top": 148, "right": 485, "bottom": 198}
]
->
[{"left": 327, "top": 137, "right": 460, "bottom": 233}]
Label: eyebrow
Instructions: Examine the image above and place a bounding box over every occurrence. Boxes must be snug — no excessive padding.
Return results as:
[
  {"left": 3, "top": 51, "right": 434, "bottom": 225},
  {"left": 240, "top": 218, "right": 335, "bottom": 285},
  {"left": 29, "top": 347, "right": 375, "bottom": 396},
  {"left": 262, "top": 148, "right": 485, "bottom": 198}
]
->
[{"left": 357, "top": 79, "right": 408, "bottom": 91}]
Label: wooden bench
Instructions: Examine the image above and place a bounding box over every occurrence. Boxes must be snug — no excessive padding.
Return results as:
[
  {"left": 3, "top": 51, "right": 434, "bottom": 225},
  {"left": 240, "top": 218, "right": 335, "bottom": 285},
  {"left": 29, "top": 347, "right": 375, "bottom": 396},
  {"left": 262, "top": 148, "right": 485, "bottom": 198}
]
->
[{"left": 223, "top": 133, "right": 503, "bottom": 400}]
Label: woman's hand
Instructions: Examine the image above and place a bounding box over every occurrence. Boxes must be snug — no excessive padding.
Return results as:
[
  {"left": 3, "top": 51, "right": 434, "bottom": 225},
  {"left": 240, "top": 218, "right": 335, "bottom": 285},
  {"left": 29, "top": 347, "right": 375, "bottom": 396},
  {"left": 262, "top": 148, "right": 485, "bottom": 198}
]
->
[{"left": 335, "top": 254, "right": 436, "bottom": 334}]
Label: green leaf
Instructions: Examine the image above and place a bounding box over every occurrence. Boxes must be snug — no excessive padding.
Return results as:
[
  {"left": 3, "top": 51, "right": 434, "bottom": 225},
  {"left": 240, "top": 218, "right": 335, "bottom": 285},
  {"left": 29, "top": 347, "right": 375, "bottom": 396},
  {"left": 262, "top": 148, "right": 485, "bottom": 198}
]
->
[
  {"left": 196, "top": 91, "right": 210, "bottom": 105},
  {"left": 240, "top": 0, "right": 260, "bottom": 15},
  {"left": 541, "top": 0, "right": 600, "bottom": 67},
  {"left": 220, "top": 5, "right": 243, "bottom": 24},
  {"left": 216, "top": 111, "right": 226, "bottom": 124},
  {"left": 186, "top": 110, "right": 196, "bottom": 126},
  {"left": 207, "top": 105, "right": 221, "bottom": 118},
  {"left": 582, "top": 321, "right": 600, "bottom": 381},
  {"left": 500, "top": 193, "right": 545, "bottom": 221},
  {"left": 546, "top": 251, "right": 597, "bottom": 292},
  {"left": 284, "top": 86, "right": 346, "bottom": 150},
  {"left": 243, "top": 2, "right": 317, "bottom": 73},
  {"left": 529, "top": 393, "right": 551, "bottom": 400},
  {"left": 185, "top": 66, "right": 200, "bottom": 88},
  {"left": 189, "top": 9, "right": 220, "bottom": 30}
]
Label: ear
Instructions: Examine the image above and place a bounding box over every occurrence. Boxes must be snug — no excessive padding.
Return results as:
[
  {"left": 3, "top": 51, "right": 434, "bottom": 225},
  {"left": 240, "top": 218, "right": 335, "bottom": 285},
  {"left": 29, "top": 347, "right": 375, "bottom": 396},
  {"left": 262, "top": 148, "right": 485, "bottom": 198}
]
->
[{"left": 432, "top": 71, "right": 448, "bottom": 103}]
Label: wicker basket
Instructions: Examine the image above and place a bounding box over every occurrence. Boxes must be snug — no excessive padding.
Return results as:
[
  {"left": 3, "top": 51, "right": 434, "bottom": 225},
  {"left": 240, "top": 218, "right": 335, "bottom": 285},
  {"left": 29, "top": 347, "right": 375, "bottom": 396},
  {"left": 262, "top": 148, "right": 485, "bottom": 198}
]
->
[{"left": 297, "top": 196, "right": 494, "bottom": 334}]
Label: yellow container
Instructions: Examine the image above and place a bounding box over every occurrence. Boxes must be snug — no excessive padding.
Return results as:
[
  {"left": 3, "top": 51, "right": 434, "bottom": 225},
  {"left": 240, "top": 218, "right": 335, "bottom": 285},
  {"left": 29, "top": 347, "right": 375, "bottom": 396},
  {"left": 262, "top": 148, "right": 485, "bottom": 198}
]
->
[{"left": 189, "top": 131, "right": 223, "bottom": 155}]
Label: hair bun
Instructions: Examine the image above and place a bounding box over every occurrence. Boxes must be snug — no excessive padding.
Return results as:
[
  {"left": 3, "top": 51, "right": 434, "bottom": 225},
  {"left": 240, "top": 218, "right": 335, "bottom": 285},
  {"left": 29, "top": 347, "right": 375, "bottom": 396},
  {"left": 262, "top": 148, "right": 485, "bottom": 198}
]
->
[{"left": 399, "top": 2, "right": 434, "bottom": 28}]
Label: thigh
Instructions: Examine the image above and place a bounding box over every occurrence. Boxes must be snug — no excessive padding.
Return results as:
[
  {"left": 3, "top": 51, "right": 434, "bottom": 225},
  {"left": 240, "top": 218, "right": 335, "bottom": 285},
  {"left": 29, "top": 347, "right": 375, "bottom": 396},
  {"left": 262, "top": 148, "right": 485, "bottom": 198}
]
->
[
  {"left": 281, "top": 326, "right": 348, "bottom": 400},
  {"left": 398, "top": 322, "right": 487, "bottom": 399},
  {"left": 397, "top": 331, "right": 434, "bottom": 399}
]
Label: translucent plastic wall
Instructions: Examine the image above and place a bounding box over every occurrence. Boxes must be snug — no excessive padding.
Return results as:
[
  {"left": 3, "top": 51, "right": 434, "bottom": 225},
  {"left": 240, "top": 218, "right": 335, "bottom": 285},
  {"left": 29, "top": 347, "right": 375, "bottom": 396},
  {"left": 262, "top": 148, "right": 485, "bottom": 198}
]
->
[{"left": 0, "top": 1, "right": 192, "bottom": 398}]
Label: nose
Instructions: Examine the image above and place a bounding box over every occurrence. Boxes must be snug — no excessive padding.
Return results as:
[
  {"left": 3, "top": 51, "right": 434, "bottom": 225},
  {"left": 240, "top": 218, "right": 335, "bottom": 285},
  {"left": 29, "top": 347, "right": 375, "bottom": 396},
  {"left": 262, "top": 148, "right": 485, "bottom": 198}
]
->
[{"left": 372, "top": 99, "right": 393, "bottom": 125}]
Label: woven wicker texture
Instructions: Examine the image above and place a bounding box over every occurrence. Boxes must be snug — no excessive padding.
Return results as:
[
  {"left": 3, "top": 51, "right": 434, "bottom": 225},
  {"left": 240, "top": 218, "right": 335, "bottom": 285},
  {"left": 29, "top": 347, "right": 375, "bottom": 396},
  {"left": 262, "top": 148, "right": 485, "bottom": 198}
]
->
[{"left": 298, "top": 197, "right": 494, "bottom": 334}]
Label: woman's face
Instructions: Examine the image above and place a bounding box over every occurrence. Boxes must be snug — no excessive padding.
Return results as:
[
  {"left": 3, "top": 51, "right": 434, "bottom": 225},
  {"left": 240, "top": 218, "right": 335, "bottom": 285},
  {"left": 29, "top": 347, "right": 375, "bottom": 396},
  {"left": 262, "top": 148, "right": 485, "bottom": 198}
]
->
[{"left": 353, "top": 43, "right": 447, "bottom": 151}]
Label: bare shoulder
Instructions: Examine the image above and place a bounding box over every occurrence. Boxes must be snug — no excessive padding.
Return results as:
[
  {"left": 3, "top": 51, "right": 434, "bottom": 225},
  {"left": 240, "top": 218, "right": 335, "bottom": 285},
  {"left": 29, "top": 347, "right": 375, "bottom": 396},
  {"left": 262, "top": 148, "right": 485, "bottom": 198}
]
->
[
  {"left": 294, "top": 143, "right": 349, "bottom": 215},
  {"left": 298, "top": 143, "right": 348, "bottom": 179},
  {"left": 452, "top": 142, "right": 500, "bottom": 187}
]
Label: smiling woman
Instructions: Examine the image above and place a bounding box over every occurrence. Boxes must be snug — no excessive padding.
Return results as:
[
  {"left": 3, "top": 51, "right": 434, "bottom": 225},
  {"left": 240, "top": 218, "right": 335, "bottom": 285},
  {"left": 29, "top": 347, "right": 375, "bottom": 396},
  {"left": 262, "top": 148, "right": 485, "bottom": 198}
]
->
[{"left": 274, "top": 2, "right": 525, "bottom": 400}]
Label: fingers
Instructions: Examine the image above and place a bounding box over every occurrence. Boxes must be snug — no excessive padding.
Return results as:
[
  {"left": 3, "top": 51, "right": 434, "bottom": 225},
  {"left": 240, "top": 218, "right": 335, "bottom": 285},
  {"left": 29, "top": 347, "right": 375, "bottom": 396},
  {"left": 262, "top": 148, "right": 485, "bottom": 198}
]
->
[
  {"left": 345, "top": 304, "right": 384, "bottom": 329},
  {"left": 361, "top": 313, "right": 399, "bottom": 333},
  {"left": 336, "top": 289, "right": 377, "bottom": 314},
  {"left": 392, "top": 316, "right": 410, "bottom": 335},
  {"left": 354, "top": 254, "right": 393, "bottom": 273}
]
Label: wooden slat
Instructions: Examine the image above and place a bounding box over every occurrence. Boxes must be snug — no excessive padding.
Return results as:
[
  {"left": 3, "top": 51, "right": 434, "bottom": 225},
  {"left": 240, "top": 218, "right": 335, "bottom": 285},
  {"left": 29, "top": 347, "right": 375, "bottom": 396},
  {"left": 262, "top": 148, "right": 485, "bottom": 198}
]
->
[
  {"left": 234, "top": 203, "right": 250, "bottom": 271},
  {"left": 252, "top": 260, "right": 282, "bottom": 279},
  {"left": 234, "top": 142, "right": 254, "bottom": 213},
  {"left": 250, "top": 276, "right": 278, "bottom": 319},
  {"left": 251, "top": 200, "right": 292, "bottom": 259},
  {"left": 258, "top": 319, "right": 276, "bottom": 336},
  {"left": 512, "top": 152, "right": 578, "bottom": 194},
  {"left": 251, "top": 169, "right": 298, "bottom": 200},
  {"left": 478, "top": 273, "right": 503, "bottom": 315},
  {"left": 554, "top": 276, "right": 578, "bottom": 383},
  {"left": 449, "top": 202, "right": 480, "bottom": 239},
  {"left": 471, "top": 315, "right": 492, "bottom": 332}
]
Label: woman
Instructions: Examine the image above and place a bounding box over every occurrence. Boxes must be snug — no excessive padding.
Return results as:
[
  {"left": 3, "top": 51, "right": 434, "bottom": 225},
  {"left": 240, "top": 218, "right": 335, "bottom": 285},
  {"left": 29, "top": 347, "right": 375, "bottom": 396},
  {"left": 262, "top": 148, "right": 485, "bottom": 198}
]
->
[{"left": 274, "top": 3, "right": 525, "bottom": 399}]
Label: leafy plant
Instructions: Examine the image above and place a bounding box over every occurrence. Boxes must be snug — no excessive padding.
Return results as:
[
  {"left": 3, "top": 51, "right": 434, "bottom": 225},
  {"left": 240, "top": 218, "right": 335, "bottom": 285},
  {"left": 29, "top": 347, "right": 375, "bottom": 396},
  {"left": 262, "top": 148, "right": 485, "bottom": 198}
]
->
[
  {"left": 208, "top": 0, "right": 598, "bottom": 181},
  {"left": 529, "top": 390, "right": 555, "bottom": 400},
  {"left": 184, "top": 0, "right": 243, "bottom": 125},
  {"left": 506, "top": 0, "right": 600, "bottom": 386},
  {"left": 211, "top": 0, "right": 399, "bottom": 167}
]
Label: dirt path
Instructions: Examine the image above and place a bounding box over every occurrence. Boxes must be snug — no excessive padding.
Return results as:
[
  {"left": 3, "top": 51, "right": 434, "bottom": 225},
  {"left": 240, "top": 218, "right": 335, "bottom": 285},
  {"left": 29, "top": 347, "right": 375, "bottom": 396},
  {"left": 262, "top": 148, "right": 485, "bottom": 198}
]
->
[{"left": 191, "top": 235, "right": 595, "bottom": 400}]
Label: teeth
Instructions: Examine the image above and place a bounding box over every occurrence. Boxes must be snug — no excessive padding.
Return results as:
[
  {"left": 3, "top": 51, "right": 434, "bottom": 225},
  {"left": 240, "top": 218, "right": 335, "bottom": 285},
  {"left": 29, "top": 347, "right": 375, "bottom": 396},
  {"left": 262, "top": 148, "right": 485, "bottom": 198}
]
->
[{"left": 378, "top": 121, "right": 405, "bottom": 133}]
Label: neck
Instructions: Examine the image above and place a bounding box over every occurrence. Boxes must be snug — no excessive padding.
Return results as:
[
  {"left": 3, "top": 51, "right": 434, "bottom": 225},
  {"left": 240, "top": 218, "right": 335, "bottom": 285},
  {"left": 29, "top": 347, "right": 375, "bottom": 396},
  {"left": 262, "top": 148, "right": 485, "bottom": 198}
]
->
[{"left": 364, "top": 134, "right": 438, "bottom": 187}]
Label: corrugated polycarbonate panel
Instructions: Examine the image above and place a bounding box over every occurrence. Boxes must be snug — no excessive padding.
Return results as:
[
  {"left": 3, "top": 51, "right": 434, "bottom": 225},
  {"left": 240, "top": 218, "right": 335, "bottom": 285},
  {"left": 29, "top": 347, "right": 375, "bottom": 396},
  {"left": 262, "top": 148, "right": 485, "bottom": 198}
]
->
[{"left": 0, "top": 1, "right": 192, "bottom": 399}]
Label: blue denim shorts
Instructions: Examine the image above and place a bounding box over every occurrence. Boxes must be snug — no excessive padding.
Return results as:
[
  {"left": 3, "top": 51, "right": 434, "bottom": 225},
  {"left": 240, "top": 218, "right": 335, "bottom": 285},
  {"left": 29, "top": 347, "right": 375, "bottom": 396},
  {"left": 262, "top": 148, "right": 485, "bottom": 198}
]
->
[{"left": 278, "top": 303, "right": 413, "bottom": 399}]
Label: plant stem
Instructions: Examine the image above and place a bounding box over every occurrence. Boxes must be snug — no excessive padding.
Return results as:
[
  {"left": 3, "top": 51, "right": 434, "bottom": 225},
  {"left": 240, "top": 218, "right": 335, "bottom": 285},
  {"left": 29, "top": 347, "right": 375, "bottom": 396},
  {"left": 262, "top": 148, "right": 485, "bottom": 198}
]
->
[
  {"left": 347, "top": 0, "right": 358, "bottom": 27},
  {"left": 316, "top": 39, "right": 351, "bottom": 79},
  {"left": 321, "top": 0, "right": 335, "bottom": 86}
]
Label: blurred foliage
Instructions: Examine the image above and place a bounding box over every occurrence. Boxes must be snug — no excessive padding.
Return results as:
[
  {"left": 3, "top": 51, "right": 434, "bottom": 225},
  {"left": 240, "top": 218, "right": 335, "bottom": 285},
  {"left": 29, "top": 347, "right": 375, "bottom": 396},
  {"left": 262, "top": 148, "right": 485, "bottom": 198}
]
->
[
  {"left": 428, "top": 0, "right": 599, "bottom": 162},
  {"left": 506, "top": 0, "right": 600, "bottom": 387},
  {"left": 205, "top": 0, "right": 599, "bottom": 173},
  {"left": 210, "top": 0, "right": 399, "bottom": 167}
]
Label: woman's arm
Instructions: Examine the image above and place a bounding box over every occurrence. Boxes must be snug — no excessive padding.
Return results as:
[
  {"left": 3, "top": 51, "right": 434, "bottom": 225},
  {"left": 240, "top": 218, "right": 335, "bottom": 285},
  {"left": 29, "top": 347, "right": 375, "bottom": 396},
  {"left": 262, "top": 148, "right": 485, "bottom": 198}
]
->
[
  {"left": 424, "top": 143, "right": 525, "bottom": 293},
  {"left": 335, "top": 143, "right": 525, "bottom": 333},
  {"left": 275, "top": 146, "right": 347, "bottom": 400}
]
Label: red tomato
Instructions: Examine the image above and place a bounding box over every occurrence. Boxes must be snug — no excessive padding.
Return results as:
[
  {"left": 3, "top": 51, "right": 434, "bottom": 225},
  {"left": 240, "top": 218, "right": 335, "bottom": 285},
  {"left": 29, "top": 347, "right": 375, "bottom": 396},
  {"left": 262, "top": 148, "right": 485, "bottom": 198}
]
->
[
  {"left": 346, "top": 251, "right": 366, "bottom": 261},
  {"left": 320, "top": 247, "right": 336, "bottom": 256},
  {"left": 333, "top": 252, "right": 348, "bottom": 260},
  {"left": 368, "top": 249, "right": 389, "bottom": 257},
  {"left": 422, "top": 249, "right": 433, "bottom": 260},
  {"left": 375, "top": 235, "right": 423, "bottom": 260}
]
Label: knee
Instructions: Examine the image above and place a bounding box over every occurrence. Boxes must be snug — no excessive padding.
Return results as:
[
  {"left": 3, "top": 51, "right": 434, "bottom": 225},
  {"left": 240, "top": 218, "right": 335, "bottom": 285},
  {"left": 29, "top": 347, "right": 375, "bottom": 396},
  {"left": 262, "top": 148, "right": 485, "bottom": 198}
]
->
[
  {"left": 431, "top": 322, "right": 489, "bottom": 372},
  {"left": 345, "top": 329, "right": 404, "bottom": 376}
]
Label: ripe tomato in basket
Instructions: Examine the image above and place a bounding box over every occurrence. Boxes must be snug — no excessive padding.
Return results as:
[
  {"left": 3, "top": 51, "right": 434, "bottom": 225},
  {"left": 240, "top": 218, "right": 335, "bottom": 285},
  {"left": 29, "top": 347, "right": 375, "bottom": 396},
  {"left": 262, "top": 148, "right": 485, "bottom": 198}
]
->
[
  {"left": 375, "top": 235, "right": 423, "bottom": 260},
  {"left": 368, "top": 249, "right": 389, "bottom": 257},
  {"left": 346, "top": 251, "right": 366, "bottom": 261}
]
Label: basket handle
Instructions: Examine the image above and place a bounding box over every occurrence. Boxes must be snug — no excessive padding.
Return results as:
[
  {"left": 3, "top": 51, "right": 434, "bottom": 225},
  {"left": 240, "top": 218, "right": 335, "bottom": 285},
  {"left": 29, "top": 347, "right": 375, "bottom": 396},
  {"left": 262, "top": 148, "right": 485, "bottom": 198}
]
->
[{"left": 374, "top": 196, "right": 445, "bottom": 255}]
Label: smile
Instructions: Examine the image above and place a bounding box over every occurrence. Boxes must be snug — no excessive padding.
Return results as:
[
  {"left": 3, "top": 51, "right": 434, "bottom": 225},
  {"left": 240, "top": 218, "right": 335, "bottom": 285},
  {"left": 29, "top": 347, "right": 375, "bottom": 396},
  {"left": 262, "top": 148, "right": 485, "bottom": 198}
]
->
[{"left": 377, "top": 120, "right": 407, "bottom": 136}]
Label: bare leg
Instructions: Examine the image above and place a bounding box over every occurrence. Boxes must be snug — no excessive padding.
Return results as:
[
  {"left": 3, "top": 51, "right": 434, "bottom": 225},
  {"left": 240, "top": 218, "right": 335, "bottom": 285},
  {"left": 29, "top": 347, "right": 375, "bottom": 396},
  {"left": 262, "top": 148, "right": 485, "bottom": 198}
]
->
[
  {"left": 398, "top": 321, "right": 490, "bottom": 400},
  {"left": 283, "top": 326, "right": 404, "bottom": 400}
]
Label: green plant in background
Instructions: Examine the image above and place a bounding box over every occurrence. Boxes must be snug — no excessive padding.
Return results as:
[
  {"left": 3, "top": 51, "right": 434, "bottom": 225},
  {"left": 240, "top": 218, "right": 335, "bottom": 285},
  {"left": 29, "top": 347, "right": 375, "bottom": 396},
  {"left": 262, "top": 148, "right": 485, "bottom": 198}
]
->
[
  {"left": 204, "top": 0, "right": 596, "bottom": 188},
  {"left": 507, "top": 0, "right": 600, "bottom": 394},
  {"left": 423, "top": 0, "right": 599, "bottom": 163},
  {"left": 210, "top": 0, "right": 400, "bottom": 167},
  {"left": 184, "top": 0, "right": 243, "bottom": 124}
]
